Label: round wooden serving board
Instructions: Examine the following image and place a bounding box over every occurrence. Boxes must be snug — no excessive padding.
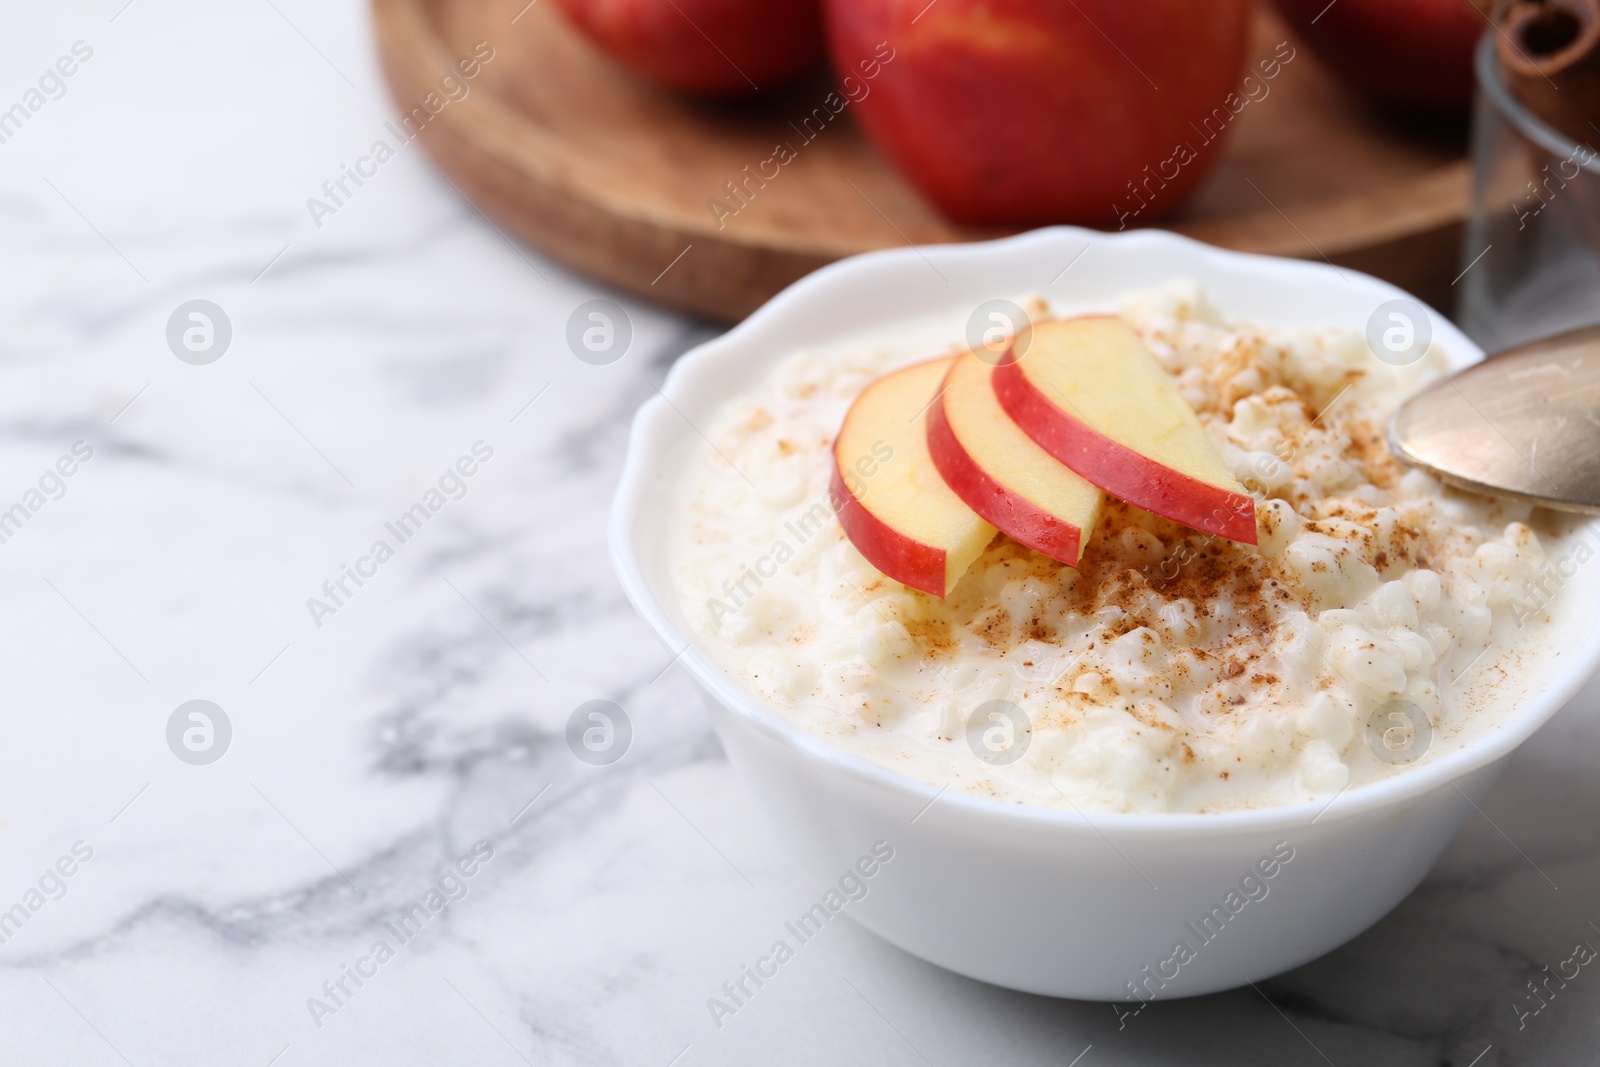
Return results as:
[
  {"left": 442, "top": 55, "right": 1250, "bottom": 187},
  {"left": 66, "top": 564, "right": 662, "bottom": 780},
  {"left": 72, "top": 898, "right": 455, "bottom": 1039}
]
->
[{"left": 373, "top": 0, "right": 1472, "bottom": 322}]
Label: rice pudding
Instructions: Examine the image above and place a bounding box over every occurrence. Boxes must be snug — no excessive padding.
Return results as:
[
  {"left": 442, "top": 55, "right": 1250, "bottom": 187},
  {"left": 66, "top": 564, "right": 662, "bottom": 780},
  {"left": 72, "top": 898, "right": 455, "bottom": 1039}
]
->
[{"left": 668, "top": 282, "right": 1585, "bottom": 813}]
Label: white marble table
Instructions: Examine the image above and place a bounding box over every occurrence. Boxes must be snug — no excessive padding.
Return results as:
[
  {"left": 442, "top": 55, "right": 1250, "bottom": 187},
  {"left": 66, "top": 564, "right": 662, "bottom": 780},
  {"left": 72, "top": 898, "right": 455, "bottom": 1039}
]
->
[{"left": 1, "top": 3, "right": 1596, "bottom": 1065}]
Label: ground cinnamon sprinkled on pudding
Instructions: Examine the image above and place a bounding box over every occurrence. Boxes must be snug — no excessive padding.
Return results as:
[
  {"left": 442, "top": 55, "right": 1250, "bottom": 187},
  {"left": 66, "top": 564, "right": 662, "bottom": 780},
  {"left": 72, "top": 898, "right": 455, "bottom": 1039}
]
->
[{"left": 670, "top": 282, "right": 1586, "bottom": 813}]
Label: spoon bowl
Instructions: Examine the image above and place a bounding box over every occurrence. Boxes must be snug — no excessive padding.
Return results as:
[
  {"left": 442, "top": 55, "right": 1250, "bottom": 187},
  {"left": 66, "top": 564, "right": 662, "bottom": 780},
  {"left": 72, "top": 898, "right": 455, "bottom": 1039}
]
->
[{"left": 1388, "top": 323, "right": 1600, "bottom": 514}]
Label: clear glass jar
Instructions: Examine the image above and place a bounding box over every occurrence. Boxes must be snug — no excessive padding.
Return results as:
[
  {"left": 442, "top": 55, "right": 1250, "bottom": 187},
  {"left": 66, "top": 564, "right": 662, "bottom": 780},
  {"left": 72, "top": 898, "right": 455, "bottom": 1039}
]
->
[{"left": 1458, "top": 33, "right": 1600, "bottom": 351}]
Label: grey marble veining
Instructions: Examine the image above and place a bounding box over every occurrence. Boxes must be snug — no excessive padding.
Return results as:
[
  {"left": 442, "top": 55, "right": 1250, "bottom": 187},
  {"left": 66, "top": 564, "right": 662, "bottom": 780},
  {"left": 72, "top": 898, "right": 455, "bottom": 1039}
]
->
[{"left": 0, "top": 2, "right": 1597, "bottom": 1065}]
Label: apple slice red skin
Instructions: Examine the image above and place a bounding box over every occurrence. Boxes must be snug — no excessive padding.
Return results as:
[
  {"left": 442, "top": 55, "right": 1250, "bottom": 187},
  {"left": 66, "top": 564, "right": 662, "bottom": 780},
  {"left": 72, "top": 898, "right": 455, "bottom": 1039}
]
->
[
  {"left": 828, "top": 454, "right": 949, "bottom": 598},
  {"left": 926, "top": 390, "right": 1085, "bottom": 566},
  {"left": 992, "top": 355, "right": 1258, "bottom": 545}
]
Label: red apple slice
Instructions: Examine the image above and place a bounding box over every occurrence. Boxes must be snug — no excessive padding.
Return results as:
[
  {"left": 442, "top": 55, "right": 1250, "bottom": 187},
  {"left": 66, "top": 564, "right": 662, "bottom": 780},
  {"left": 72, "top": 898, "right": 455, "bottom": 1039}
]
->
[
  {"left": 831, "top": 357, "right": 996, "bottom": 597},
  {"left": 928, "top": 352, "right": 1104, "bottom": 565},
  {"left": 994, "top": 316, "right": 1257, "bottom": 544}
]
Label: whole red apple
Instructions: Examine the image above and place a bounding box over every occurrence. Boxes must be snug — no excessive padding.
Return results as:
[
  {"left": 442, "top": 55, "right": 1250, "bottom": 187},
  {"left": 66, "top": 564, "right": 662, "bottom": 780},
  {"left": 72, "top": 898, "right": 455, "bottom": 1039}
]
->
[
  {"left": 824, "top": 0, "right": 1253, "bottom": 227},
  {"left": 553, "top": 0, "right": 825, "bottom": 96},
  {"left": 1269, "top": 0, "right": 1485, "bottom": 114}
]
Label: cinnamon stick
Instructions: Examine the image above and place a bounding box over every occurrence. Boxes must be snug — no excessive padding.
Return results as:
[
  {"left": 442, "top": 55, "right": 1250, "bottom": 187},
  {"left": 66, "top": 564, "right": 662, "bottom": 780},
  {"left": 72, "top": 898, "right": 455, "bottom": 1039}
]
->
[{"left": 1498, "top": 0, "right": 1600, "bottom": 146}]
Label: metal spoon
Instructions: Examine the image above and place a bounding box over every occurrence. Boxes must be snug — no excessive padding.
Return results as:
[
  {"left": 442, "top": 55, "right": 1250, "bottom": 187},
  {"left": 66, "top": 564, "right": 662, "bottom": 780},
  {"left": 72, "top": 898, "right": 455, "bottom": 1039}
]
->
[{"left": 1388, "top": 324, "right": 1600, "bottom": 514}]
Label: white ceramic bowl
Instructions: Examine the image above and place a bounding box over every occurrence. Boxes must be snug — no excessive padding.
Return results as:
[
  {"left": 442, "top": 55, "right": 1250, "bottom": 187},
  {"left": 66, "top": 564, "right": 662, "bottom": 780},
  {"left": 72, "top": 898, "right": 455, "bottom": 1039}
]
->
[{"left": 609, "top": 227, "right": 1600, "bottom": 999}]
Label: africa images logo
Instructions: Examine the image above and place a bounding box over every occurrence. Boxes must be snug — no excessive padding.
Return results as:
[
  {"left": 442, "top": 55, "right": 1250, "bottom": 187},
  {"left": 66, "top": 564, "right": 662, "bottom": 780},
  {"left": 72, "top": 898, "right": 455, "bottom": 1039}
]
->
[{"left": 305, "top": 441, "right": 494, "bottom": 628}]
